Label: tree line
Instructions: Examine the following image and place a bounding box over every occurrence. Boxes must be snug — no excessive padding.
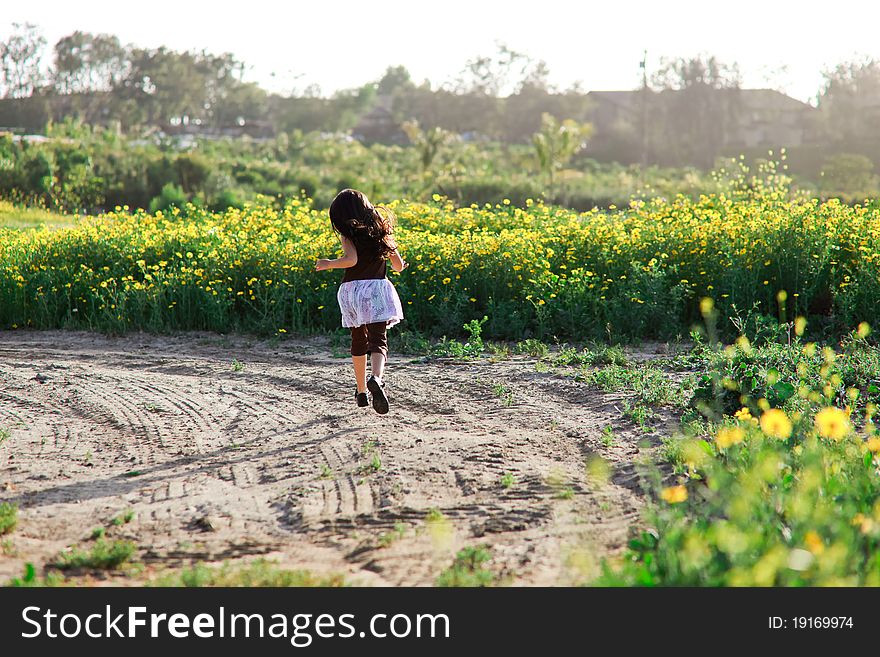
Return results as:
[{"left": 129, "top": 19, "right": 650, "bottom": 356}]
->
[{"left": 1, "top": 23, "right": 879, "bottom": 175}]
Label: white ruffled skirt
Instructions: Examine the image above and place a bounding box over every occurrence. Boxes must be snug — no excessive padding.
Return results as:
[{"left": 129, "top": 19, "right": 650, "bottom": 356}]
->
[{"left": 337, "top": 279, "right": 404, "bottom": 328}]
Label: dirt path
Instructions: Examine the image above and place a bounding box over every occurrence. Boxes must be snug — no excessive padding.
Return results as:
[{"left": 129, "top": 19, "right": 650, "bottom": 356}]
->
[{"left": 0, "top": 331, "right": 663, "bottom": 585}]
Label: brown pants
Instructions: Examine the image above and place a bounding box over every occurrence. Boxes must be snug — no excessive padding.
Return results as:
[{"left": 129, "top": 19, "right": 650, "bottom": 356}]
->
[{"left": 350, "top": 322, "right": 388, "bottom": 358}]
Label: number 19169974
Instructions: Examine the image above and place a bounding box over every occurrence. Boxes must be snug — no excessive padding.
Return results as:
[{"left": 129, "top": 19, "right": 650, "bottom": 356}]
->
[{"left": 769, "top": 617, "right": 853, "bottom": 629}]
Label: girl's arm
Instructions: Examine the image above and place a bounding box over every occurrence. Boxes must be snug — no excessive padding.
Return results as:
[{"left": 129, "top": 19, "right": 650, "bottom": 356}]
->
[
  {"left": 316, "top": 235, "right": 358, "bottom": 271},
  {"left": 389, "top": 248, "right": 408, "bottom": 273}
]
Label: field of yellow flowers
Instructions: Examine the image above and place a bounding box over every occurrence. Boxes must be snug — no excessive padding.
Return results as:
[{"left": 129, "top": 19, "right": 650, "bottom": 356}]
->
[
  {"left": 598, "top": 322, "right": 880, "bottom": 586},
  {"left": 1, "top": 189, "right": 879, "bottom": 340}
]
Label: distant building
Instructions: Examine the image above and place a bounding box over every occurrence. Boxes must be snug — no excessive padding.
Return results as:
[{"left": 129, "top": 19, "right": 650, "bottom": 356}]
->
[{"left": 728, "top": 89, "right": 817, "bottom": 148}]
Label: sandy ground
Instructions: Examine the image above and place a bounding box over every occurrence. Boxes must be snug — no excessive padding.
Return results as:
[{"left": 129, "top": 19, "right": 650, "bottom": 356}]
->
[{"left": 0, "top": 331, "right": 676, "bottom": 586}]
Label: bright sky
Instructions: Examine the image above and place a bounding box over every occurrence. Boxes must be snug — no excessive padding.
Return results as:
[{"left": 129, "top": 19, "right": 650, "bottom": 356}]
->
[{"left": 5, "top": 1, "right": 880, "bottom": 104}]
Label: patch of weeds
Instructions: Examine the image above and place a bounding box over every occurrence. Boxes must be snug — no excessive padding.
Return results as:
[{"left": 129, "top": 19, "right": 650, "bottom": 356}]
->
[
  {"left": 486, "top": 341, "right": 511, "bottom": 360},
  {"left": 7, "top": 563, "right": 66, "bottom": 587},
  {"left": 500, "top": 472, "right": 516, "bottom": 489},
  {"left": 555, "top": 486, "right": 575, "bottom": 500},
  {"left": 359, "top": 441, "right": 381, "bottom": 475},
  {"left": 0, "top": 502, "right": 17, "bottom": 535},
  {"left": 553, "top": 344, "right": 629, "bottom": 368},
  {"left": 515, "top": 338, "right": 550, "bottom": 359},
  {"left": 396, "top": 331, "right": 433, "bottom": 356},
  {"left": 377, "top": 523, "right": 407, "bottom": 548},
  {"left": 534, "top": 361, "right": 550, "bottom": 373},
  {"left": 436, "top": 545, "right": 495, "bottom": 587},
  {"left": 622, "top": 401, "right": 657, "bottom": 430},
  {"left": 90, "top": 527, "right": 106, "bottom": 540},
  {"left": 150, "top": 559, "right": 346, "bottom": 587},
  {"left": 0, "top": 427, "right": 10, "bottom": 445},
  {"left": 578, "top": 363, "right": 688, "bottom": 407},
  {"left": 84, "top": 450, "right": 92, "bottom": 464},
  {"left": 318, "top": 464, "right": 333, "bottom": 480},
  {"left": 1, "top": 538, "right": 16, "bottom": 556},
  {"left": 432, "top": 317, "right": 488, "bottom": 359},
  {"left": 231, "top": 358, "right": 245, "bottom": 372},
  {"left": 55, "top": 539, "right": 137, "bottom": 570},
  {"left": 600, "top": 426, "right": 616, "bottom": 447},
  {"left": 365, "top": 453, "right": 381, "bottom": 473},
  {"left": 492, "top": 382, "right": 513, "bottom": 407},
  {"left": 461, "top": 316, "right": 487, "bottom": 357},
  {"left": 144, "top": 402, "right": 162, "bottom": 413},
  {"left": 111, "top": 509, "right": 135, "bottom": 526},
  {"left": 425, "top": 508, "right": 445, "bottom": 523}
]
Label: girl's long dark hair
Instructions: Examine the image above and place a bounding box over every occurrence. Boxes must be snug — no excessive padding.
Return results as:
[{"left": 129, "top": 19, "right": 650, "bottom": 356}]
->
[{"left": 328, "top": 189, "right": 396, "bottom": 258}]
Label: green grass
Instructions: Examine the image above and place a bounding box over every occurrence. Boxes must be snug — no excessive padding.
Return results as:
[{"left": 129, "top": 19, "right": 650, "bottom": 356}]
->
[
  {"left": 377, "top": 523, "right": 407, "bottom": 548},
  {"left": 600, "top": 426, "right": 616, "bottom": 447},
  {"left": 436, "top": 546, "right": 496, "bottom": 587},
  {"left": 111, "top": 508, "right": 135, "bottom": 526},
  {"left": 0, "top": 503, "right": 17, "bottom": 535},
  {"left": 6, "top": 563, "right": 67, "bottom": 587},
  {"left": 150, "top": 559, "right": 346, "bottom": 587},
  {"left": 425, "top": 508, "right": 446, "bottom": 523},
  {"left": 0, "top": 201, "right": 76, "bottom": 230},
  {"left": 515, "top": 338, "right": 550, "bottom": 358},
  {"left": 577, "top": 363, "right": 694, "bottom": 407},
  {"left": 492, "top": 382, "right": 514, "bottom": 407},
  {"left": 55, "top": 539, "right": 137, "bottom": 570}
]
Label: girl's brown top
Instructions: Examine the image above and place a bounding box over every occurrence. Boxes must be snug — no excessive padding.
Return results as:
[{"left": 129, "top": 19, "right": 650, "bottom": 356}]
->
[{"left": 341, "top": 244, "right": 387, "bottom": 283}]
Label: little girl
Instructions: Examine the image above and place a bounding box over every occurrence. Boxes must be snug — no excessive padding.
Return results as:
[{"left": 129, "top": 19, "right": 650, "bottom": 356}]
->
[{"left": 316, "top": 189, "right": 407, "bottom": 414}]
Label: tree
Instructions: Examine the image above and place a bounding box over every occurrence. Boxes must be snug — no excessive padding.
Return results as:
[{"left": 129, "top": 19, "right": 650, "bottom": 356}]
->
[
  {"left": 53, "top": 32, "right": 126, "bottom": 94},
  {"left": 531, "top": 113, "right": 592, "bottom": 196},
  {"left": 650, "top": 54, "right": 741, "bottom": 168},
  {"left": 377, "top": 66, "right": 413, "bottom": 96},
  {"left": 0, "top": 23, "right": 47, "bottom": 98},
  {"left": 401, "top": 120, "right": 456, "bottom": 174},
  {"left": 819, "top": 57, "right": 880, "bottom": 144},
  {"left": 449, "top": 42, "right": 544, "bottom": 97}
]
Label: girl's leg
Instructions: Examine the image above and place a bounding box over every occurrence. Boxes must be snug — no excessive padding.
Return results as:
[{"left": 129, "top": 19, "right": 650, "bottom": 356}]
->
[
  {"left": 350, "top": 326, "right": 369, "bottom": 393},
  {"left": 370, "top": 351, "right": 386, "bottom": 381},
  {"left": 352, "top": 355, "right": 368, "bottom": 393},
  {"left": 365, "top": 322, "right": 389, "bottom": 382}
]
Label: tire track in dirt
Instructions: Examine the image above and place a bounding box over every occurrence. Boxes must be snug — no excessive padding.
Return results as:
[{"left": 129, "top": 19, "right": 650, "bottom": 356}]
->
[{"left": 0, "top": 331, "right": 669, "bottom": 585}]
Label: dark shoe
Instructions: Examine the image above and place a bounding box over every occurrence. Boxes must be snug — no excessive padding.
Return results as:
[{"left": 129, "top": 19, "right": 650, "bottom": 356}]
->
[
  {"left": 367, "top": 375, "right": 389, "bottom": 415},
  {"left": 355, "top": 390, "right": 368, "bottom": 407}
]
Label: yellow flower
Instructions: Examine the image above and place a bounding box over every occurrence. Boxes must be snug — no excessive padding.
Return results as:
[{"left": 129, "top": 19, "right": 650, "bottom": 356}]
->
[
  {"left": 866, "top": 437, "right": 880, "bottom": 453},
  {"left": 814, "top": 407, "right": 850, "bottom": 441},
  {"left": 759, "top": 409, "right": 792, "bottom": 439},
  {"left": 734, "top": 407, "right": 753, "bottom": 421},
  {"left": 804, "top": 531, "right": 824, "bottom": 555},
  {"left": 716, "top": 426, "right": 745, "bottom": 449},
  {"left": 442, "top": 277, "right": 451, "bottom": 285},
  {"left": 660, "top": 485, "right": 688, "bottom": 504}
]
